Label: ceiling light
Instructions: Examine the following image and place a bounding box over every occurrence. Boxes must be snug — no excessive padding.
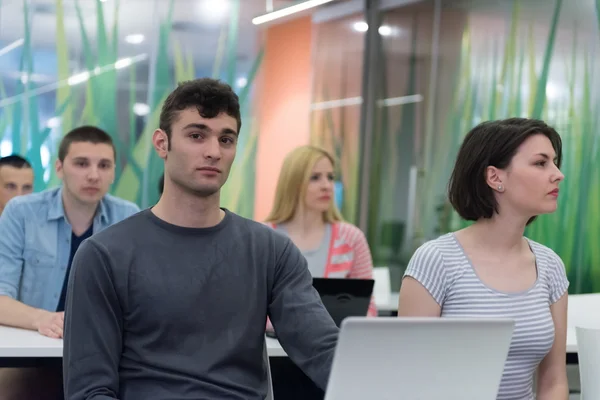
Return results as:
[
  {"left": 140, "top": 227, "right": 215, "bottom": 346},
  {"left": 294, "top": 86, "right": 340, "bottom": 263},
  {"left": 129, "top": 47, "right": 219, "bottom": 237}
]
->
[
  {"left": 236, "top": 77, "right": 247, "bottom": 88},
  {"left": 252, "top": 0, "right": 336, "bottom": 25},
  {"left": 68, "top": 71, "right": 90, "bottom": 86},
  {"left": 40, "top": 145, "right": 51, "bottom": 168},
  {"left": 353, "top": 21, "right": 368, "bottom": 32},
  {"left": 378, "top": 25, "right": 392, "bottom": 36},
  {"left": 0, "top": 53, "right": 148, "bottom": 110},
  {"left": 0, "top": 38, "right": 25, "bottom": 58},
  {"left": 545, "top": 82, "right": 560, "bottom": 100},
  {"left": 199, "top": 0, "right": 230, "bottom": 23},
  {"left": 377, "top": 94, "right": 424, "bottom": 107},
  {"left": 311, "top": 96, "right": 363, "bottom": 111},
  {"left": 0, "top": 141, "right": 12, "bottom": 157},
  {"left": 115, "top": 58, "right": 132, "bottom": 69},
  {"left": 133, "top": 103, "right": 150, "bottom": 116},
  {"left": 46, "top": 117, "right": 61, "bottom": 129},
  {"left": 125, "top": 34, "right": 145, "bottom": 45}
]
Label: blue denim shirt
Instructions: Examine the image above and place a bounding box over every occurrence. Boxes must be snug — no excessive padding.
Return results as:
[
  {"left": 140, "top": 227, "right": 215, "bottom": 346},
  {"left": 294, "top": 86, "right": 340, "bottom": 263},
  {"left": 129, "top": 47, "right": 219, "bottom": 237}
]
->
[{"left": 0, "top": 187, "right": 140, "bottom": 311}]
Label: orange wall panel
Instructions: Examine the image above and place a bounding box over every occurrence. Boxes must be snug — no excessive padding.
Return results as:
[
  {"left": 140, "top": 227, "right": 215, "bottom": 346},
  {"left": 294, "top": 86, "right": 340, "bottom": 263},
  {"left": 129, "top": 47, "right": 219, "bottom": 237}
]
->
[{"left": 254, "top": 16, "right": 313, "bottom": 221}]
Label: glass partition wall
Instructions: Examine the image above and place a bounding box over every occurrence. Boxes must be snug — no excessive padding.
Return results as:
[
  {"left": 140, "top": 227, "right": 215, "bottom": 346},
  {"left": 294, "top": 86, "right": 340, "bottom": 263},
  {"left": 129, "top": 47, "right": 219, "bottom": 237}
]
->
[
  {"left": 0, "top": 0, "right": 264, "bottom": 214},
  {"left": 1, "top": 0, "right": 598, "bottom": 293},
  {"left": 346, "top": 0, "right": 599, "bottom": 293}
]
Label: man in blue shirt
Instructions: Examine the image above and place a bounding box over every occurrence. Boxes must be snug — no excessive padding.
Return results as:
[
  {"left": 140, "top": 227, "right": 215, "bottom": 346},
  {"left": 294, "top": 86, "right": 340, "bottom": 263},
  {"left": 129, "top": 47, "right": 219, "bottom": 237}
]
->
[{"left": 0, "top": 125, "right": 140, "bottom": 339}]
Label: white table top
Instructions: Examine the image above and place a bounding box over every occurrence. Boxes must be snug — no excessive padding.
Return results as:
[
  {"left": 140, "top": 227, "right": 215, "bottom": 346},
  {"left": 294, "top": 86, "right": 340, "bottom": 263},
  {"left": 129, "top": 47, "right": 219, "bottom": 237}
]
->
[
  {"left": 267, "top": 329, "right": 579, "bottom": 358},
  {"left": 0, "top": 325, "right": 582, "bottom": 359},
  {"left": 376, "top": 293, "right": 593, "bottom": 354},
  {"left": 566, "top": 293, "right": 600, "bottom": 353},
  {"left": 265, "top": 337, "right": 287, "bottom": 357},
  {"left": 377, "top": 292, "right": 399, "bottom": 312},
  {"left": 0, "top": 325, "right": 62, "bottom": 357},
  {"left": 0, "top": 325, "right": 289, "bottom": 359},
  {"left": 0, "top": 292, "right": 596, "bottom": 359}
]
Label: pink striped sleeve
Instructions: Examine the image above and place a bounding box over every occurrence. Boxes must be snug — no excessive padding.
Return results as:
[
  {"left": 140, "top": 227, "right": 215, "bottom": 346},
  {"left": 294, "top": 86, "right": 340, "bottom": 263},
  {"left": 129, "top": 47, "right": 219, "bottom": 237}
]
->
[{"left": 339, "top": 223, "right": 378, "bottom": 317}]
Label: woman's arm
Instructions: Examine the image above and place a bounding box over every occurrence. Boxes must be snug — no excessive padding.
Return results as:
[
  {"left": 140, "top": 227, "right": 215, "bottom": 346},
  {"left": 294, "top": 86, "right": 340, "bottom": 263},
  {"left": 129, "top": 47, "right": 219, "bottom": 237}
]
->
[
  {"left": 397, "top": 242, "right": 446, "bottom": 317},
  {"left": 536, "top": 293, "right": 569, "bottom": 400},
  {"left": 397, "top": 277, "right": 442, "bottom": 317},
  {"left": 345, "top": 224, "right": 378, "bottom": 316}
]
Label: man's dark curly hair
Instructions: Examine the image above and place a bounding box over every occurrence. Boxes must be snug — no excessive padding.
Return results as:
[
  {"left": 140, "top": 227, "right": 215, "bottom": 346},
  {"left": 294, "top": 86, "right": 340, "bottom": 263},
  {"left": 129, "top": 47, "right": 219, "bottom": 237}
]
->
[{"left": 159, "top": 78, "right": 241, "bottom": 149}]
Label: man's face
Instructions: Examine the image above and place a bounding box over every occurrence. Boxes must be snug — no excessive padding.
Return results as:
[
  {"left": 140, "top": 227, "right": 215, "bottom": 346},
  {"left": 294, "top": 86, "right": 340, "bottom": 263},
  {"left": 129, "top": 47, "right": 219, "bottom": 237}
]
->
[
  {"left": 56, "top": 141, "right": 115, "bottom": 206},
  {"left": 0, "top": 166, "right": 33, "bottom": 210},
  {"left": 153, "top": 107, "right": 238, "bottom": 198}
]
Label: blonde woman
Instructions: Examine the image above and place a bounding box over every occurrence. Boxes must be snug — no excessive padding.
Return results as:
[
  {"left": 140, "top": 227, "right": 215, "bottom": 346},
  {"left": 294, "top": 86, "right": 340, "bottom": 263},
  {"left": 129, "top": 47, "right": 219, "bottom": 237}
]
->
[{"left": 266, "top": 145, "right": 377, "bottom": 317}]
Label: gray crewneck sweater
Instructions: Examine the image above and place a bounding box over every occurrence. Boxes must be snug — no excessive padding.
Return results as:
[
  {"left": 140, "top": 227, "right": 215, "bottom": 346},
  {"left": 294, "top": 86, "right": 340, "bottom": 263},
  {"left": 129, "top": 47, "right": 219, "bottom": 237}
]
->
[{"left": 63, "top": 209, "right": 339, "bottom": 400}]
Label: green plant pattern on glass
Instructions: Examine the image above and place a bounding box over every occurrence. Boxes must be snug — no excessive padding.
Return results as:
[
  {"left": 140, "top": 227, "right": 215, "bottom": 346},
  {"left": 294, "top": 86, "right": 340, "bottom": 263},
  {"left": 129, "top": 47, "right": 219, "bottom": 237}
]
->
[
  {"left": 0, "top": 0, "right": 263, "bottom": 219},
  {"left": 418, "top": 0, "right": 599, "bottom": 294}
]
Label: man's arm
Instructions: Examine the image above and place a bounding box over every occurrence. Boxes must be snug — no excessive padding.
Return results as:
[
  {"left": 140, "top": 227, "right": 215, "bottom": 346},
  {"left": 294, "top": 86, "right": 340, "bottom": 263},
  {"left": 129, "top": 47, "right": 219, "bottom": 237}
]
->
[
  {"left": 268, "top": 239, "right": 339, "bottom": 391},
  {"left": 0, "top": 200, "right": 62, "bottom": 335},
  {"left": 63, "top": 239, "right": 123, "bottom": 400}
]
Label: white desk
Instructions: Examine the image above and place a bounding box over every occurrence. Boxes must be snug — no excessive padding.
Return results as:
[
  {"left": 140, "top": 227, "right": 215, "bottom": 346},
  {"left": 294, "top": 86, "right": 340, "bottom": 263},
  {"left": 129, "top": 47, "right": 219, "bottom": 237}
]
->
[
  {"left": 268, "top": 329, "right": 580, "bottom": 359},
  {"left": 0, "top": 293, "right": 596, "bottom": 364},
  {"left": 376, "top": 292, "right": 597, "bottom": 354},
  {"left": 266, "top": 337, "right": 287, "bottom": 357},
  {"left": 566, "top": 293, "right": 600, "bottom": 356},
  {"left": 0, "top": 326, "right": 62, "bottom": 358},
  {"left": 377, "top": 292, "right": 399, "bottom": 313},
  {"left": 0, "top": 325, "right": 288, "bottom": 362},
  {"left": 268, "top": 292, "right": 600, "bottom": 358}
]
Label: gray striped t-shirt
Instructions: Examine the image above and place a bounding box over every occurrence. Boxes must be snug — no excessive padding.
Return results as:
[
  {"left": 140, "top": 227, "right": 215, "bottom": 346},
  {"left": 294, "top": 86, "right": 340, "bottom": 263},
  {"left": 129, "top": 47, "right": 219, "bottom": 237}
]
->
[{"left": 403, "top": 233, "right": 569, "bottom": 400}]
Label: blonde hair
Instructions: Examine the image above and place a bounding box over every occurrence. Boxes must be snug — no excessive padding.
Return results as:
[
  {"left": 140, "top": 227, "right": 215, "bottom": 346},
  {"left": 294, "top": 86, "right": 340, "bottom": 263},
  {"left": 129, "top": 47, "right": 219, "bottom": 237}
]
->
[{"left": 265, "top": 145, "right": 344, "bottom": 224}]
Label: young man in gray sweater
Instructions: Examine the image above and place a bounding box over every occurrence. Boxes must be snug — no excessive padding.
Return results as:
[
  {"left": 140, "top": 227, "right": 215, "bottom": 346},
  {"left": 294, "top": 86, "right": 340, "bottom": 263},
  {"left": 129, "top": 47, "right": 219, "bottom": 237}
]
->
[{"left": 62, "top": 78, "right": 340, "bottom": 400}]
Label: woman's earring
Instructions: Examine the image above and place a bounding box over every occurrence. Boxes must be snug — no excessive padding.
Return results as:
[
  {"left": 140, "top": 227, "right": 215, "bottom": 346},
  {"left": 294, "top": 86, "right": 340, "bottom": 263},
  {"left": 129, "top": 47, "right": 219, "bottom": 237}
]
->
[{"left": 497, "top": 185, "right": 504, "bottom": 192}]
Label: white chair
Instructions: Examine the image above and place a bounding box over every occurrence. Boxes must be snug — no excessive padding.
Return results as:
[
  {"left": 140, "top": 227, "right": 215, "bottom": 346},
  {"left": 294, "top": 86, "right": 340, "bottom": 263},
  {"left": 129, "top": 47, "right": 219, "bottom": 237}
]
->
[
  {"left": 568, "top": 294, "right": 600, "bottom": 330},
  {"left": 575, "top": 326, "right": 600, "bottom": 399},
  {"left": 372, "top": 267, "right": 391, "bottom": 309},
  {"left": 263, "top": 338, "right": 274, "bottom": 400}
]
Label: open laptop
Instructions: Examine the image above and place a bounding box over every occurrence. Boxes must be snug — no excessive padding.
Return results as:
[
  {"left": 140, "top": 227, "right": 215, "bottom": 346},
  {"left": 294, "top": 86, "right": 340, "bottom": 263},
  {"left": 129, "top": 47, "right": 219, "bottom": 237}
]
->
[
  {"left": 265, "top": 278, "right": 374, "bottom": 339},
  {"left": 324, "top": 317, "right": 514, "bottom": 400},
  {"left": 312, "top": 278, "right": 374, "bottom": 327}
]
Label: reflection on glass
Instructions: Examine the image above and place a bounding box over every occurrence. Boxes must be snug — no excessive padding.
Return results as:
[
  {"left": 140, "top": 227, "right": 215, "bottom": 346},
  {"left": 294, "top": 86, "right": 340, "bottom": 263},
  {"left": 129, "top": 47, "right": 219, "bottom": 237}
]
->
[{"left": 0, "top": 0, "right": 264, "bottom": 216}]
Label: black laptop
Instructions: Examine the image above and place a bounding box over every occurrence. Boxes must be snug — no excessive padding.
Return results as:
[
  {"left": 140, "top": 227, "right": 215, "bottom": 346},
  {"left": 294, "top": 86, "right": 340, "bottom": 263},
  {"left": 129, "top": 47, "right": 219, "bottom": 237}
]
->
[
  {"left": 265, "top": 277, "right": 375, "bottom": 338},
  {"left": 312, "top": 277, "right": 375, "bottom": 327}
]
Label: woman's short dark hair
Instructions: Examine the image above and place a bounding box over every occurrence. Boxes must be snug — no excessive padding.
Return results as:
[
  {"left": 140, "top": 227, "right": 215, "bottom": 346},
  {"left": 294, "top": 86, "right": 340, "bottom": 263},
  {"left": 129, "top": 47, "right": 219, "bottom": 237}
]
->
[{"left": 448, "top": 117, "right": 562, "bottom": 224}]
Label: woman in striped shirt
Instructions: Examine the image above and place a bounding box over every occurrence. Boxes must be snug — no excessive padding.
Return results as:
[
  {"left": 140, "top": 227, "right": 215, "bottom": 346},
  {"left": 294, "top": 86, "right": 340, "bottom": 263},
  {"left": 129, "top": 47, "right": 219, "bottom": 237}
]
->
[
  {"left": 398, "top": 118, "right": 569, "bottom": 400},
  {"left": 265, "top": 145, "right": 377, "bottom": 317}
]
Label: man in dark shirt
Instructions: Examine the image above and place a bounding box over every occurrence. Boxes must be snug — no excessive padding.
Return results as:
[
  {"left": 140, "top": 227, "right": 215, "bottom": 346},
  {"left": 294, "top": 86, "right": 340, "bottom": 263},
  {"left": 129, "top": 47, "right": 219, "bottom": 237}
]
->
[{"left": 63, "top": 78, "right": 340, "bottom": 400}]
